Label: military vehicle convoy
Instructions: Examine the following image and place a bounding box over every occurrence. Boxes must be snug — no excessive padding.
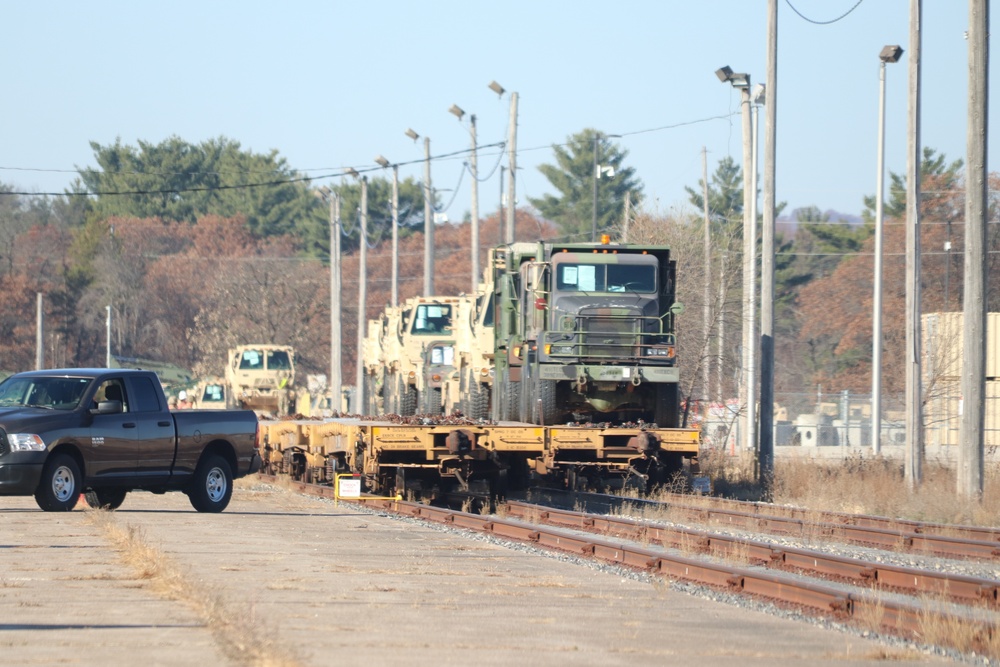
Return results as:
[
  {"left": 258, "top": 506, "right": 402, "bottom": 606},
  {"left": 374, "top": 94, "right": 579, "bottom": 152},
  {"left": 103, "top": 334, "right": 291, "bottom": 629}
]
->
[
  {"left": 320, "top": 236, "right": 695, "bottom": 499},
  {"left": 225, "top": 345, "right": 295, "bottom": 416}
]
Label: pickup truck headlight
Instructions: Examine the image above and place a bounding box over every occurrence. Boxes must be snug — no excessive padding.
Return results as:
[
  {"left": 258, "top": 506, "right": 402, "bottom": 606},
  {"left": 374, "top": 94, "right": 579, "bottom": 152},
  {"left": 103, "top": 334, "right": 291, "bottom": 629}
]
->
[{"left": 8, "top": 433, "right": 46, "bottom": 451}]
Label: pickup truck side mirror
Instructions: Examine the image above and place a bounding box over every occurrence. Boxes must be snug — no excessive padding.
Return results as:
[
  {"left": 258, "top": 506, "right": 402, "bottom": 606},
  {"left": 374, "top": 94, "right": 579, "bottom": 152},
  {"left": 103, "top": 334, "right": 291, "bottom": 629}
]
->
[{"left": 90, "top": 400, "right": 123, "bottom": 415}]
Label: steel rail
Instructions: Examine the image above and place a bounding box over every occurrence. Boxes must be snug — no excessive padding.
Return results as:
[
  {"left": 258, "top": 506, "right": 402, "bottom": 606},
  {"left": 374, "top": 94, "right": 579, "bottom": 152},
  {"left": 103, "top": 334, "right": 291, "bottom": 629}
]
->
[
  {"left": 527, "top": 488, "right": 1000, "bottom": 560},
  {"left": 505, "top": 500, "right": 1000, "bottom": 605}
]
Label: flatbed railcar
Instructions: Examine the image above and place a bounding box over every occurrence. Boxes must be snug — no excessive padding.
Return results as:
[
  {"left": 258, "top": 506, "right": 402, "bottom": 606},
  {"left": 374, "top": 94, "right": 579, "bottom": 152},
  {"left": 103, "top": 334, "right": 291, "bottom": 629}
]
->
[{"left": 258, "top": 417, "right": 700, "bottom": 501}]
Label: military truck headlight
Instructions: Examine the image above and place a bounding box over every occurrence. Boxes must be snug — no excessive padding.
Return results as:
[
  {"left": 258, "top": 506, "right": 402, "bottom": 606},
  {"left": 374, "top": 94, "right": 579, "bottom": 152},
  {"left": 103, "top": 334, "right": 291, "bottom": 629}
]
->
[
  {"left": 8, "top": 433, "right": 46, "bottom": 451},
  {"left": 646, "top": 346, "right": 675, "bottom": 358},
  {"left": 547, "top": 344, "right": 575, "bottom": 356}
]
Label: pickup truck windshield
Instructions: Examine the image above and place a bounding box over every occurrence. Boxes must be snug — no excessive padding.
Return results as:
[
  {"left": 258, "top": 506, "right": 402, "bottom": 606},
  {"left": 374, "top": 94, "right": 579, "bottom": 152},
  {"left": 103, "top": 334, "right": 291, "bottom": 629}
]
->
[{"left": 0, "top": 376, "right": 91, "bottom": 410}]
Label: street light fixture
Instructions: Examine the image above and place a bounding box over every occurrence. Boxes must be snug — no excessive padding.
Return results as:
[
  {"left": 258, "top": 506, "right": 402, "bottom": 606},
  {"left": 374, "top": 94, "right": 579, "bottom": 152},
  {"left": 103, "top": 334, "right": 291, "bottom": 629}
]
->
[
  {"left": 488, "top": 80, "right": 505, "bottom": 97},
  {"left": 405, "top": 128, "right": 419, "bottom": 142},
  {"left": 872, "top": 44, "right": 903, "bottom": 455},
  {"left": 448, "top": 104, "right": 465, "bottom": 120},
  {"left": 718, "top": 65, "right": 755, "bottom": 457}
]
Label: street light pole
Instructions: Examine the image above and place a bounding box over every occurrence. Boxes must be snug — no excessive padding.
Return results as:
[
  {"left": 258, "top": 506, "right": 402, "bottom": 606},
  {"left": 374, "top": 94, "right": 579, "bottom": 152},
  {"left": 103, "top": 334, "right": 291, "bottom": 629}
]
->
[
  {"left": 872, "top": 45, "right": 903, "bottom": 455},
  {"left": 375, "top": 155, "right": 399, "bottom": 307},
  {"left": 406, "top": 128, "right": 433, "bottom": 296},
  {"left": 450, "top": 104, "right": 479, "bottom": 292},
  {"left": 329, "top": 191, "right": 342, "bottom": 406},
  {"left": 716, "top": 66, "right": 754, "bottom": 455},
  {"left": 356, "top": 176, "right": 368, "bottom": 413}
]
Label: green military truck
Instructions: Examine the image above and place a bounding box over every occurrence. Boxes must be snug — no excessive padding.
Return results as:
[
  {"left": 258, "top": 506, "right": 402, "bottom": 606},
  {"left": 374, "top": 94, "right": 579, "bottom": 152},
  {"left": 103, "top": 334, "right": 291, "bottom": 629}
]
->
[{"left": 492, "top": 237, "right": 684, "bottom": 427}]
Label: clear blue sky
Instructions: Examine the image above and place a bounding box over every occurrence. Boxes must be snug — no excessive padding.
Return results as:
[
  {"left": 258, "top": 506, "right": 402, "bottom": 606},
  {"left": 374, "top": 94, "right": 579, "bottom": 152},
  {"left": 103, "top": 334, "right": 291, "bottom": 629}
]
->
[{"left": 2, "top": 1, "right": 995, "bottom": 224}]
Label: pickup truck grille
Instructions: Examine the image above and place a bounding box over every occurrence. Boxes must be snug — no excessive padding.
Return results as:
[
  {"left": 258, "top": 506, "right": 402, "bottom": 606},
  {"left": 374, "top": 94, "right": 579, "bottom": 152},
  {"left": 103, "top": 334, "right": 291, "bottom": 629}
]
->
[{"left": 0, "top": 428, "right": 8, "bottom": 457}]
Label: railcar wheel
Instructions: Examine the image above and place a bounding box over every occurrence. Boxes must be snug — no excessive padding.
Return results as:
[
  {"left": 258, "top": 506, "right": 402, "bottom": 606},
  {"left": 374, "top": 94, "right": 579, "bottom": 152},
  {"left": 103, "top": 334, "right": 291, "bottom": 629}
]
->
[
  {"left": 85, "top": 488, "right": 128, "bottom": 510},
  {"left": 34, "top": 454, "right": 81, "bottom": 512},
  {"left": 188, "top": 455, "right": 233, "bottom": 513}
]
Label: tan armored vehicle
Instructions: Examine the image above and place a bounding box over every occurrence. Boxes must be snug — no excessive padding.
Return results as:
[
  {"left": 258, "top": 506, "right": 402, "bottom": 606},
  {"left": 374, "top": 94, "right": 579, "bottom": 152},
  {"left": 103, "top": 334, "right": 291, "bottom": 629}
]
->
[
  {"left": 226, "top": 344, "right": 295, "bottom": 416},
  {"left": 192, "top": 377, "right": 227, "bottom": 409},
  {"left": 443, "top": 289, "right": 494, "bottom": 419},
  {"left": 375, "top": 297, "right": 459, "bottom": 416}
]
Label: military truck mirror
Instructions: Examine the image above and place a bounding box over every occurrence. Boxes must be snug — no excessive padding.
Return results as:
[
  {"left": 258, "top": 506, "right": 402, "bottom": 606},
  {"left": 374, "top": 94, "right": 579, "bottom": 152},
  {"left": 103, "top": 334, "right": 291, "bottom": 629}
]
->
[{"left": 669, "top": 302, "right": 685, "bottom": 315}]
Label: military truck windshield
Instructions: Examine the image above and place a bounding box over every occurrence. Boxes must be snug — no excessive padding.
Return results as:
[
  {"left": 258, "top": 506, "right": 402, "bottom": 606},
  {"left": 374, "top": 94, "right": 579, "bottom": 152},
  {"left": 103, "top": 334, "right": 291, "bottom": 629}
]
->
[
  {"left": 238, "top": 349, "right": 292, "bottom": 371},
  {"left": 555, "top": 263, "right": 656, "bottom": 293},
  {"left": 201, "top": 384, "right": 225, "bottom": 402},
  {"left": 266, "top": 350, "right": 292, "bottom": 370},
  {"left": 412, "top": 304, "right": 452, "bottom": 335}
]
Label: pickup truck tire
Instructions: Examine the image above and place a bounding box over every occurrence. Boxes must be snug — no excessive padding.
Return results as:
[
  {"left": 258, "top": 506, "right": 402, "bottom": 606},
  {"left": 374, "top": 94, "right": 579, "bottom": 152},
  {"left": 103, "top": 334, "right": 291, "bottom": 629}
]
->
[
  {"left": 84, "top": 488, "right": 128, "bottom": 510},
  {"left": 34, "top": 453, "right": 82, "bottom": 512},
  {"left": 188, "top": 455, "right": 233, "bottom": 513}
]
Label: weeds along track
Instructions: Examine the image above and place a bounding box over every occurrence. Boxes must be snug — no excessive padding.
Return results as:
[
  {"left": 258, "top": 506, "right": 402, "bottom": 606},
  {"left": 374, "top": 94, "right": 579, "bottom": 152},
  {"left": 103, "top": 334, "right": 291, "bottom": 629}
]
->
[{"left": 267, "top": 475, "right": 1000, "bottom": 659}]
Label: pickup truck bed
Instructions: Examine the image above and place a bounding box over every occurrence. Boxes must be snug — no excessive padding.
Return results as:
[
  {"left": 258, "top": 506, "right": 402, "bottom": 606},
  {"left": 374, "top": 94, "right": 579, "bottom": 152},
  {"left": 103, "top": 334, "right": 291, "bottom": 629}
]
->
[{"left": 0, "top": 368, "right": 261, "bottom": 512}]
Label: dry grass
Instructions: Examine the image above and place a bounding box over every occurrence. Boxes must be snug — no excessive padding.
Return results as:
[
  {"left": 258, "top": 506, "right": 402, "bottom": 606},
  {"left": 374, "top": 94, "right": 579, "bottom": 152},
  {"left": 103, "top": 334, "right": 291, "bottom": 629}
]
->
[
  {"left": 701, "top": 450, "right": 1000, "bottom": 527},
  {"left": 85, "top": 510, "right": 303, "bottom": 667}
]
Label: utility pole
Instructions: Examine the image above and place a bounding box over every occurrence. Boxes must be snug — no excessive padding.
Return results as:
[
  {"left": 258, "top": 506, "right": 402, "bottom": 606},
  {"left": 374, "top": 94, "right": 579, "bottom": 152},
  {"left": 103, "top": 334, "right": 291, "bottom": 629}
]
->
[
  {"left": 904, "top": 0, "right": 923, "bottom": 488},
  {"left": 592, "top": 133, "right": 600, "bottom": 242},
  {"left": 423, "top": 137, "right": 434, "bottom": 296},
  {"left": 759, "top": 0, "right": 778, "bottom": 493},
  {"left": 506, "top": 92, "right": 518, "bottom": 244},
  {"left": 959, "top": 0, "right": 988, "bottom": 500},
  {"left": 499, "top": 166, "right": 505, "bottom": 245},
  {"left": 702, "top": 147, "right": 712, "bottom": 413},
  {"left": 329, "top": 193, "right": 342, "bottom": 407},
  {"left": 35, "top": 293, "right": 44, "bottom": 370},
  {"left": 106, "top": 305, "right": 112, "bottom": 368},
  {"left": 356, "top": 177, "right": 368, "bottom": 413},
  {"left": 623, "top": 191, "right": 631, "bottom": 243}
]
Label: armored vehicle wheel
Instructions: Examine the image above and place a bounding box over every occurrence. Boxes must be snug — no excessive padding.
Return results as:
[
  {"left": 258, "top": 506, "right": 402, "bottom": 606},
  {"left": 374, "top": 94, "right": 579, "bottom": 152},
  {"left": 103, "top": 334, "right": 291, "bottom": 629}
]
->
[
  {"left": 468, "top": 371, "right": 489, "bottom": 420},
  {"left": 34, "top": 453, "right": 81, "bottom": 512},
  {"left": 399, "top": 381, "right": 417, "bottom": 416},
  {"left": 421, "top": 386, "right": 442, "bottom": 415},
  {"left": 85, "top": 488, "right": 128, "bottom": 510}
]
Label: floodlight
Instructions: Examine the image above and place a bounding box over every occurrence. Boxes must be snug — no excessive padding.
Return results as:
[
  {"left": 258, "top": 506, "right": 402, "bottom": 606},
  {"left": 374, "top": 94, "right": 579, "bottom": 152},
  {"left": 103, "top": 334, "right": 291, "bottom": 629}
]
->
[{"left": 879, "top": 44, "right": 903, "bottom": 63}]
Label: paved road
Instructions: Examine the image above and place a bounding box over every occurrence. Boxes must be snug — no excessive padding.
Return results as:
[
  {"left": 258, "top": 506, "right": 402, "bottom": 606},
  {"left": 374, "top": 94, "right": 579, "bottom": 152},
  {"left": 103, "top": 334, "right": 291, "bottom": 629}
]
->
[{"left": 0, "top": 481, "right": 950, "bottom": 666}]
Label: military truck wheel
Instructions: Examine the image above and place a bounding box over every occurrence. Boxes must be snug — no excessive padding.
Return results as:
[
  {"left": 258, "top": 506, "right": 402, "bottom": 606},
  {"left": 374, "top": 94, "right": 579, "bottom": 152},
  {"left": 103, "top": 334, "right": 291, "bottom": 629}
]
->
[
  {"left": 533, "top": 380, "right": 560, "bottom": 425},
  {"left": 653, "top": 383, "right": 680, "bottom": 428},
  {"left": 188, "top": 455, "right": 233, "bottom": 513},
  {"left": 502, "top": 370, "right": 520, "bottom": 422},
  {"left": 85, "top": 488, "right": 127, "bottom": 510},
  {"left": 34, "top": 453, "right": 82, "bottom": 512}
]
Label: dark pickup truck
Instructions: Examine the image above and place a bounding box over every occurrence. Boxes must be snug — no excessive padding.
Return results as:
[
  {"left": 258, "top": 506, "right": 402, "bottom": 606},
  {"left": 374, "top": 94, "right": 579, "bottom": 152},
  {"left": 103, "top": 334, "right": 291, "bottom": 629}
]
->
[{"left": 0, "top": 368, "right": 261, "bottom": 512}]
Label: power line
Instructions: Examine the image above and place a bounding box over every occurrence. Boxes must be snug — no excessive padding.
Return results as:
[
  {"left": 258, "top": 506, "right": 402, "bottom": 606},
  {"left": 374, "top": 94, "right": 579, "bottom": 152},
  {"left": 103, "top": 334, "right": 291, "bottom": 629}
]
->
[{"left": 784, "top": 0, "right": 866, "bottom": 25}]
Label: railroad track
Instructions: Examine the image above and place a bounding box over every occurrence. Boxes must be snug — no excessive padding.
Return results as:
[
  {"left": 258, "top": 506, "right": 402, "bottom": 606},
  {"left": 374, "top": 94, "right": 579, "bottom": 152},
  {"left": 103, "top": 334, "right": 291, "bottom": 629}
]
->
[
  {"left": 259, "top": 474, "right": 1000, "bottom": 656},
  {"left": 525, "top": 487, "right": 1000, "bottom": 560}
]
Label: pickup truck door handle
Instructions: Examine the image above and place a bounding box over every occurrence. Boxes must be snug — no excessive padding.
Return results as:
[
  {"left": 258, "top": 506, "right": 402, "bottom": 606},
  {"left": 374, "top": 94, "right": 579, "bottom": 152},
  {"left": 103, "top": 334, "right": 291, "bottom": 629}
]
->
[
  {"left": 157, "top": 421, "right": 171, "bottom": 427},
  {"left": 122, "top": 422, "right": 136, "bottom": 429}
]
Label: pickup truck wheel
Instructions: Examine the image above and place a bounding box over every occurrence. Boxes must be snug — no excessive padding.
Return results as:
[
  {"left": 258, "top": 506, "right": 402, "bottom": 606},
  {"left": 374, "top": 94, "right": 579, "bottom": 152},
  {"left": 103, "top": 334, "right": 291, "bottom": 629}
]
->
[
  {"left": 189, "top": 455, "right": 233, "bottom": 513},
  {"left": 34, "top": 454, "right": 81, "bottom": 512},
  {"left": 84, "top": 488, "right": 127, "bottom": 510}
]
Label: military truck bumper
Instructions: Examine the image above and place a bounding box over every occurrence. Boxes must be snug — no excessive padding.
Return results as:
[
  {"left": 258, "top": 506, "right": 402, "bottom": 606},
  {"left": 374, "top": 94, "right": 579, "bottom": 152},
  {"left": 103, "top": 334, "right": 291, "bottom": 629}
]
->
[{"left": 538, "top": 364, "right": 679, "bottom": 383}]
